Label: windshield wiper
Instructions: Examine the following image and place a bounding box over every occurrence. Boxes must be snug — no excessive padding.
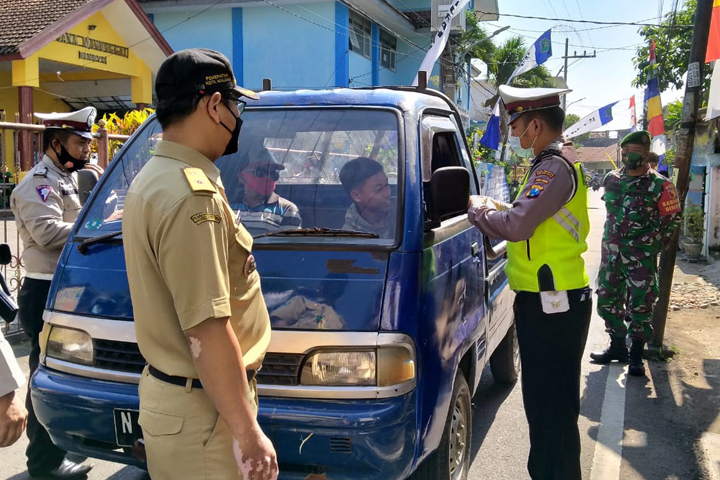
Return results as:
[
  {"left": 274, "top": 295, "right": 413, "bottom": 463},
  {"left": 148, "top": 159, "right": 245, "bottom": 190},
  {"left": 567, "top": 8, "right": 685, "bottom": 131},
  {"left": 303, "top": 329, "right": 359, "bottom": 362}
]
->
[
  {"left": 253, "top": 228, "right": 379, "bottom": 239},
  {"left": 76, "top": 231, "right": 123, "bottom": 254}
]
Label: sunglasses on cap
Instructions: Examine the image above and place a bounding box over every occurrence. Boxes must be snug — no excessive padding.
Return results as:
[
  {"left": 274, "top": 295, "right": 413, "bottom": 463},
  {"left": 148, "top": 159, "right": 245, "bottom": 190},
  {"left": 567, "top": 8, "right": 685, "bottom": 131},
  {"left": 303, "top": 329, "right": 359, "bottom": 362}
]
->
[{"left": 248, "top": 167, "right": 280, "bottom": 181}]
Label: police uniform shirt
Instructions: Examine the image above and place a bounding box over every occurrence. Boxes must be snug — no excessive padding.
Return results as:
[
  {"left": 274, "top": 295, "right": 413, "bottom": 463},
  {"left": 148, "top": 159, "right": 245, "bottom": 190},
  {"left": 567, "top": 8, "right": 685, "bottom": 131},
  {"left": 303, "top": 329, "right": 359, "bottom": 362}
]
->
[
  {"left": 10, "top": 155, "right": 82, "bottom": 278},
  {"left": 123, "top": 141, "right": 271, "bottom": 377},
  {"left": 0, "top": 329, "right": 25, "bottom": 397},
  {"left": 469, "top": 140, "right": 576, "bottom": 241}
]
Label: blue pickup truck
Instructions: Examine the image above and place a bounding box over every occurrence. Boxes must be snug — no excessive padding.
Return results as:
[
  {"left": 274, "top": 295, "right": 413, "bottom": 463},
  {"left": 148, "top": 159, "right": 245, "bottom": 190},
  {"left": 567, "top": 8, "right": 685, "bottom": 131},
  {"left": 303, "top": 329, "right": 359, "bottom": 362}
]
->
[{"left": 31, "top": 86, "right": 517, "bottom": 480}]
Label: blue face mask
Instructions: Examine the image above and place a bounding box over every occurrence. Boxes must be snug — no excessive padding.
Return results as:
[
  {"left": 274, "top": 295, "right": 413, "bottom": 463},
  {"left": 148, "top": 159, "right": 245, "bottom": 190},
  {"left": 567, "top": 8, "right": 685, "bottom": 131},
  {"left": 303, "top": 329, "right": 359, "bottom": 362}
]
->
[{"left": 508, "top": 120, "right": 537, "bottom": 158}]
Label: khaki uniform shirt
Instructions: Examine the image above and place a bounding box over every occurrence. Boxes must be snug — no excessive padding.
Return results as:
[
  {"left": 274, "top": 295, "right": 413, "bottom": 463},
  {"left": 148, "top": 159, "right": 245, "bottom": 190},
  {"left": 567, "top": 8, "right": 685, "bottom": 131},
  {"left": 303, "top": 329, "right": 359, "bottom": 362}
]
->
[
  {"left": 123, "top": 141, "right": 271, "bottom": 378},
  {"left": 10, "top": 156, "right": 82, "bottom": 277}
]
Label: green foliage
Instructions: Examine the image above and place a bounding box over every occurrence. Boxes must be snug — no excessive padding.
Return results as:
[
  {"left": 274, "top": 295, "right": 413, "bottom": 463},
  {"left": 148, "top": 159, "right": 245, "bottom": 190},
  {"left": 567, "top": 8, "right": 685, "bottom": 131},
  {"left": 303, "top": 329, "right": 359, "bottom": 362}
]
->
[
  {"left": 631, "top": 0, "right": 709, "bottom": 95},
  {"left": 664, "top": 99, "right": 683, "bottom": 131},
  {"left": 488, "top": 36, "right": 554, "bottom": 88},
  {"left": 564, "top": 113, "right": 590, "bottom": 144},
  {"left": 92, "top": 108, "right": 155, "bottom": 158},
  {"left": 466, "top": 126, "right": 495, "bottom": 166},
  {"left": 684, "top": 204, "right": 705, "bottom": 244}
]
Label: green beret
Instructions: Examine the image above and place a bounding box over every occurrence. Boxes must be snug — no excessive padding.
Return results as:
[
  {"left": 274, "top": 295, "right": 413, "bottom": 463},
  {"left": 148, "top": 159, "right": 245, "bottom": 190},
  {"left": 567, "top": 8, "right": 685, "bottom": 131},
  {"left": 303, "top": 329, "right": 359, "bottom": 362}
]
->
[{"left": 621, "top": 130, "right": 651, "bottom": 147}]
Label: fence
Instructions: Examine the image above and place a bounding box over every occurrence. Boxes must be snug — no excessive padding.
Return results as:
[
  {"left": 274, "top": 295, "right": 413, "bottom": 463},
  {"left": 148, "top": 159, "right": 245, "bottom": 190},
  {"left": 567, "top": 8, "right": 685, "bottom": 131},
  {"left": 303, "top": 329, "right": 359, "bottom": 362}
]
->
[{"left": 0, "top": 113, "right": 130, "bottom": 337}]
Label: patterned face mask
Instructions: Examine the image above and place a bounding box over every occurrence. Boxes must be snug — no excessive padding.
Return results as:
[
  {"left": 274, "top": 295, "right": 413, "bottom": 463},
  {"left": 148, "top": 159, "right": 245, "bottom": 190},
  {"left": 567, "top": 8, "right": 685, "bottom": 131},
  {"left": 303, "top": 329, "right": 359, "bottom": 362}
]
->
[{"left": 621, "top": 151, "right": 645, "bottom": 170}]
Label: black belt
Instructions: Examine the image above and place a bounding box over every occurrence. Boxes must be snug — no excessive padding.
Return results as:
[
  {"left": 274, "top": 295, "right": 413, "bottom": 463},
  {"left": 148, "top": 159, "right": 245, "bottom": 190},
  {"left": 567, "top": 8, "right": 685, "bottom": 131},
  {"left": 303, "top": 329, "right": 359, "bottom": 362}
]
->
[{"left": 148, "top": 365, "right": 257, "bottom": 389}]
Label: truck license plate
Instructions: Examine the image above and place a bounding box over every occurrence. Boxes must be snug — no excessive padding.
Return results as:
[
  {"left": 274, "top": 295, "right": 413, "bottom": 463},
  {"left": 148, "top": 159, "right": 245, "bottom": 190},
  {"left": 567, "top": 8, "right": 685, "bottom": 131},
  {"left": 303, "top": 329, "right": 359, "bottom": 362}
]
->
[{"left": 113, "top": 409, "right": 141, "bottom": 447}]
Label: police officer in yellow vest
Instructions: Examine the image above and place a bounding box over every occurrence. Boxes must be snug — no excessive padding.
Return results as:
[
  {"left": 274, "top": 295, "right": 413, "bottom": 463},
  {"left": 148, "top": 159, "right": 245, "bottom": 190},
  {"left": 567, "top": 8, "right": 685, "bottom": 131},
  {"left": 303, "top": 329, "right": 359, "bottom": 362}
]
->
[
  {"left": 122, "top": 49, "right": 277, "bottom": 480},
  {"left": 468, "top": 86, "right": 592, "bottom": 480}
]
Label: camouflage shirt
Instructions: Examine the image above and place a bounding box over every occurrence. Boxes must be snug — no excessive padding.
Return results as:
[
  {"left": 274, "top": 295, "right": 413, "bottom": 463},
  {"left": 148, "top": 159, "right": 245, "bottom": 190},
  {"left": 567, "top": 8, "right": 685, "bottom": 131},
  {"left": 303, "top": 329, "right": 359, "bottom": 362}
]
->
[{"left": 602, "top": 167, "right": 682, "bottom": 259}]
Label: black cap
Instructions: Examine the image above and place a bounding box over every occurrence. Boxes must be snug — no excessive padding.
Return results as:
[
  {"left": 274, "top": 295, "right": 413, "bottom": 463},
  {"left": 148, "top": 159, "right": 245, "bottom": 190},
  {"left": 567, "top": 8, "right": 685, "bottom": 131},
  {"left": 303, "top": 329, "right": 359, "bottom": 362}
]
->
[{"left": 155, "top": 48, "right": 259, "bottom": 101}]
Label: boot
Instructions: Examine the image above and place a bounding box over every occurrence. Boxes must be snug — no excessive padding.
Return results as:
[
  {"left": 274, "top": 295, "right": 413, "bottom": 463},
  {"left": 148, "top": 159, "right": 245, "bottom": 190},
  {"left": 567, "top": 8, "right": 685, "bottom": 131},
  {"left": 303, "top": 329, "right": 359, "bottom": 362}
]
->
[
  {"left": 590, "top": 336, "right": 628, "bottom": 364},
  {"left": 628, "top": 340, "right": 646, "bottom": 376}
]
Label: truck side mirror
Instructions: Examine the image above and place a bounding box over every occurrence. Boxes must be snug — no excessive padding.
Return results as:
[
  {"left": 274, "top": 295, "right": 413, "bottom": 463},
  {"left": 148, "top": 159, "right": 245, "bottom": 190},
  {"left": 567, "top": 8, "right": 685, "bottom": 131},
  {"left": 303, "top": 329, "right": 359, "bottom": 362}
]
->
[
  {"left": 429, "top": 167, "right": 470, "bottom": 223},
  {"left": 77, "top": 169, "right": 99, "bottom": 206},
  {"left": 0, "top": 244, "right": 11, "bottom": 266}
]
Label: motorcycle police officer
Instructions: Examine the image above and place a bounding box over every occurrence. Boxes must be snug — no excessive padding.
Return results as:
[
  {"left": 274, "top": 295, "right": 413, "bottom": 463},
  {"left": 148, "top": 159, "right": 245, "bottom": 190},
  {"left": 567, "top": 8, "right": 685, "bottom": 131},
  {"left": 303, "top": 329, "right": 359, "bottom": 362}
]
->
[{"left": 10, "top": 107, "right": 98, "bottom": 478}]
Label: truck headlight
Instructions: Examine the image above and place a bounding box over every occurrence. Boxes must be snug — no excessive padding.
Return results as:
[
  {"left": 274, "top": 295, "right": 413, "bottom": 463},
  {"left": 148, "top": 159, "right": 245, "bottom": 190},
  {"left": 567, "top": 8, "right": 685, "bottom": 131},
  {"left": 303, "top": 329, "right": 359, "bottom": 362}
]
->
[
  {"left": 300, "top": 345, "right": 415, "bottom": 387},
  {"left": 46, "top": 326, "right": 94, "bottom": 366}
]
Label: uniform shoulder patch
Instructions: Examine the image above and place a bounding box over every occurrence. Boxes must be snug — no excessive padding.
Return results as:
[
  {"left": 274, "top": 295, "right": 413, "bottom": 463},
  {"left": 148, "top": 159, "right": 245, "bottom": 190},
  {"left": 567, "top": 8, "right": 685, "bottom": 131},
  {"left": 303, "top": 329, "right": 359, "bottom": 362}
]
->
[
  {"left": 658, "top": 181, "right": 681, "bottom": 216},
  {"left": 183, "top": 168, "right": 216, "bottom": 194},
  {"left": 191, "top": 212, "right": 222, "bottom": 225},
  {"left": 36, "top": 185, "right": 52, "bottom": 202},
  {"left": 526, "top": 184, "right": 544, "bottom": 198},
  {"left": 535, "top": 169, "right": 556, "bottom": 179}
]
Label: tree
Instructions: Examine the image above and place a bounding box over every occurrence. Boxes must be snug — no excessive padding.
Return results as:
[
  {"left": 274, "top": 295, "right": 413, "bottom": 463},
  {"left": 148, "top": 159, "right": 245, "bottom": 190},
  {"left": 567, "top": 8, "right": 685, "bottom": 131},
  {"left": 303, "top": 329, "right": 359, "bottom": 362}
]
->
[
  {"left": 631, "top": 0, "right": 707, "bottom": 94},
  {"left": 564, "top": 113, "right": 590, "bottom": 144},
  {"left": 664, "top": 99, "right": 683, "bottom": 131},
  {"left": 488, "top": 36, "right": 554, "bottom": 89}
]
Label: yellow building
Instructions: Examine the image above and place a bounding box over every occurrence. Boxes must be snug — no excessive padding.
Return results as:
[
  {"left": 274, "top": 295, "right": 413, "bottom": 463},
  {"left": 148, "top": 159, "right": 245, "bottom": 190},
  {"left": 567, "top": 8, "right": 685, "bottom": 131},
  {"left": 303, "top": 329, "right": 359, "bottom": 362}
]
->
[{"left": 0, "top": 0, "right": 171, "bottom": 172}]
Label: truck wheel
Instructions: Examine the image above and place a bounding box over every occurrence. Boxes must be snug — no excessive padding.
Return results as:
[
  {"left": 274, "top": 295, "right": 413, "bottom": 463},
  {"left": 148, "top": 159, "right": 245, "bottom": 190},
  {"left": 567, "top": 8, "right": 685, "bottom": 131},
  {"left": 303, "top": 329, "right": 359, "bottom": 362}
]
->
[
  {"left": 411, "top": 372, "right": 472, "bottom": 480},
  {"left": 490, "top": 321, "right": 520, "bottom": 383}
]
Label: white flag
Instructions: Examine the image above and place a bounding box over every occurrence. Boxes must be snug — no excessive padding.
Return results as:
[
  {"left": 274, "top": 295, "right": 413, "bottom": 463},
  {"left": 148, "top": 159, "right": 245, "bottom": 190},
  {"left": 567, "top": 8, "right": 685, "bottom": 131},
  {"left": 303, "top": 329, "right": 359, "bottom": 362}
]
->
[
  {"left": 413, "top": 0, "right": 471, "bottom": 86},
  {"left": 563, "top": 102, "right": 618, "bottom": 139},
  {"left": 706, "top": 62, "right": 720, "bottom": 121}
]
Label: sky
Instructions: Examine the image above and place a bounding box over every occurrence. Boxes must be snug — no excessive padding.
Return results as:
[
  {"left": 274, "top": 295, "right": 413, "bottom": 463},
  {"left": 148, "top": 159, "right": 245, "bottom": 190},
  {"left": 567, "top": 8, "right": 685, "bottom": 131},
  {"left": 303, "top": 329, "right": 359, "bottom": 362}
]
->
[{"left": 479, "top": 0, "right": 687, "bottom": 131}]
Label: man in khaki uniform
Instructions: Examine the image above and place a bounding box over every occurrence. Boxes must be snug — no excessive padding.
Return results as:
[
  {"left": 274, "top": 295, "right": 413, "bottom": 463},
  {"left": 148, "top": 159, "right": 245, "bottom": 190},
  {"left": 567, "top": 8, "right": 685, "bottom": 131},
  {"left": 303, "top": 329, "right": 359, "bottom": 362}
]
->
[
  {"left": 122, "top": 49, "right": 277, "bottom": 480},
  {"left": 10, "top": 107, "right": 98, "bottom": 479}
]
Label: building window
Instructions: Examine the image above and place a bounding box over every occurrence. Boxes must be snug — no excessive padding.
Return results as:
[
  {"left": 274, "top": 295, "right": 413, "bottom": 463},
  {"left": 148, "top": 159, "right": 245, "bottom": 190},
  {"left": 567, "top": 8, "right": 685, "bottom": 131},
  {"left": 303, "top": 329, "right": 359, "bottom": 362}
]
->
[
  {"left": 349, "top": 12, "right": 371, "bottom": 59},
  {"left": 380, "top": 29, "right": 397, "bottom": 71}
]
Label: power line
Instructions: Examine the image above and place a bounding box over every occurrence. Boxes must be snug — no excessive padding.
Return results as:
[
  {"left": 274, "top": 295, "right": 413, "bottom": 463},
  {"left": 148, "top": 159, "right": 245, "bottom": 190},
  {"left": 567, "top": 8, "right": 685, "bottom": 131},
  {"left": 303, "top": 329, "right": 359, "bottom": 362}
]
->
[{"left": 473, "top": 10, "right": 692, "bottom": 28}]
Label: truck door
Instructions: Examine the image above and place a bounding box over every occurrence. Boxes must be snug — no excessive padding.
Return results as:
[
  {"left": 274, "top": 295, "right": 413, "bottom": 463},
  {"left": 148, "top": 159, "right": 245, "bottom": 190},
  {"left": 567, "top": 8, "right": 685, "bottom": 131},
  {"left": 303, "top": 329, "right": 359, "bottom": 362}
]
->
[{"left": 419, "top": 114, "right": 487, "bottom": 394}]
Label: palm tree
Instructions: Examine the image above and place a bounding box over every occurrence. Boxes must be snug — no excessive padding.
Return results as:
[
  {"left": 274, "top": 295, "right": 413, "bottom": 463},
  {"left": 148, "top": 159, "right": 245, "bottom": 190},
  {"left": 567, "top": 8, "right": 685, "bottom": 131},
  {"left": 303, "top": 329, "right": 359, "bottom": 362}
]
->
[{"left": 488, "top": 36, "right": 554, "bottom": 89}]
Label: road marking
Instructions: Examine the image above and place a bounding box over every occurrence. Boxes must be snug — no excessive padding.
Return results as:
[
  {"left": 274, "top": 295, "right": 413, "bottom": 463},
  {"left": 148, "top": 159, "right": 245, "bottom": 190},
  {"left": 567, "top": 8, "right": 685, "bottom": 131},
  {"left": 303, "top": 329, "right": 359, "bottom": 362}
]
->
[
  {"left": 701, "top": 432, "right": 720, "bottom": 480},
  {"left": 590, "top": 364, "right": 627, "bottom": 480}
]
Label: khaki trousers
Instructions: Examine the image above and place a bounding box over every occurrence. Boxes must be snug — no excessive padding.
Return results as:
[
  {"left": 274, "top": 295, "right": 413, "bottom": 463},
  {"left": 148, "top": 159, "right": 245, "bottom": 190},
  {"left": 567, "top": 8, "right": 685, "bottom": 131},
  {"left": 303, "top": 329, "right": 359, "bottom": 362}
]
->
[{"left": 138, "top": 366, "right": 258, "bottom": 480}]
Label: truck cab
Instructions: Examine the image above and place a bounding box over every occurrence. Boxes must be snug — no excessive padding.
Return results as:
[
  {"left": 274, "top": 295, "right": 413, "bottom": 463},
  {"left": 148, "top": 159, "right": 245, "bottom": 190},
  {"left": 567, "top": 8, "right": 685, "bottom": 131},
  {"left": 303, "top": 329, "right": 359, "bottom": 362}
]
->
[{"left": 31, "top": 87, "right": 518, "bottom": 480}]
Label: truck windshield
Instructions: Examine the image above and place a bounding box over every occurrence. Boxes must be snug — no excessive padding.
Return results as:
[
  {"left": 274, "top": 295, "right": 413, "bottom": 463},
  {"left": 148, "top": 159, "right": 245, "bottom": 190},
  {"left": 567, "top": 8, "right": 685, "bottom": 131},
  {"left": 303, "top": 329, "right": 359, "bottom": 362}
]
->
[{"left": 75, "top": 108, "right": 401, "bottom": 246}]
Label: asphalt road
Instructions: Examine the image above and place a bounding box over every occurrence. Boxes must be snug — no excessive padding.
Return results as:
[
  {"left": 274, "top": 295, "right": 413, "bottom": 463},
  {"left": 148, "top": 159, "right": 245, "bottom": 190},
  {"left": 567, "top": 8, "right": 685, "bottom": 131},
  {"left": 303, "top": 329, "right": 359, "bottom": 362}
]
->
[{"left": 2, "top": 189, "right": 709, "bottom": 480}]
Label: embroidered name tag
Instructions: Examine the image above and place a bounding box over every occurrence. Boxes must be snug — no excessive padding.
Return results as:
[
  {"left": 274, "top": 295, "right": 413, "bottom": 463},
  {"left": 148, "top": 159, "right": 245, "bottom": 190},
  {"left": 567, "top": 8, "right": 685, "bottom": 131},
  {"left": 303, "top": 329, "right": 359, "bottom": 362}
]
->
[{"left": 191, "top": 213, "right": 222, "bottom": 225}]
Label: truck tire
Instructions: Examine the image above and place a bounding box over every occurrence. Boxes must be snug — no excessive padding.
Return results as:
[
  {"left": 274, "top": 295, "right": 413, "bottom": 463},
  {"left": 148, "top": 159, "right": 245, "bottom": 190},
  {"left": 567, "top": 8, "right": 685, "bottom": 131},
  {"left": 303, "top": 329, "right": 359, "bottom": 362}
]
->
[
  {"left": 490, "top": 321, "right": 520, "bottom": 384},
  {"left": 410, "top": 372, "right": 472, "bottom": 480}
]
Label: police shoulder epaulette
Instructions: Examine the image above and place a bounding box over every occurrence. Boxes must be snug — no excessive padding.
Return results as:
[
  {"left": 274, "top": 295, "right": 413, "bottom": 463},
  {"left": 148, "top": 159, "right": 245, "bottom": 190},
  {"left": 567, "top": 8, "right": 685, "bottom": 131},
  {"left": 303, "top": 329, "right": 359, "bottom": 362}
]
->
[
  {"left": 183, "top": 168, "right": 216, "bottom": 194},
  {"left": 33, "top": 166, "right": 48, "bottom": 178}
]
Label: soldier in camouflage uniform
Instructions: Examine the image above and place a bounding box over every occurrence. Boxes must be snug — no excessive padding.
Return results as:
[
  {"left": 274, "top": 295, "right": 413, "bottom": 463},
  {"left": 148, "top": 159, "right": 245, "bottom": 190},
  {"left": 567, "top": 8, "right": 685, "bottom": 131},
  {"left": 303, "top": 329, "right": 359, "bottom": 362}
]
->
[{"left": 590, "top": 130, "right": 682, "bottom": 376}]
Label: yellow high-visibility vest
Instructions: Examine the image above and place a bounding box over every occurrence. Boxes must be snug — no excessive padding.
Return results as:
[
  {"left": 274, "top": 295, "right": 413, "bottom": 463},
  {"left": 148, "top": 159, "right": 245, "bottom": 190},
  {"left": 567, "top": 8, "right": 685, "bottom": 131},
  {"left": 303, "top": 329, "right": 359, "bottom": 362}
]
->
[{"left": 505, "top": 158, "right": 590, "bottom": 292}]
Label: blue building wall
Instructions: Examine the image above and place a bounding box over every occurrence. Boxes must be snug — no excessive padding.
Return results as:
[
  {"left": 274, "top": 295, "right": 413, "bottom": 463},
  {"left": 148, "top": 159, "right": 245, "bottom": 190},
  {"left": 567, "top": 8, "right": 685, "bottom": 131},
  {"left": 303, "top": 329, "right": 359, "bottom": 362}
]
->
[
  {"left": 146, "top": 2, "right": 443, "bottom": 91},
  {"left": 152, "top": 9, "right": 234, "bottom": 64},
  {"left": 243, "top": 2, "right": 336, "bottom": 90},
  {"left": 387, "top": 0, "right": 430, "bottom": 11}
]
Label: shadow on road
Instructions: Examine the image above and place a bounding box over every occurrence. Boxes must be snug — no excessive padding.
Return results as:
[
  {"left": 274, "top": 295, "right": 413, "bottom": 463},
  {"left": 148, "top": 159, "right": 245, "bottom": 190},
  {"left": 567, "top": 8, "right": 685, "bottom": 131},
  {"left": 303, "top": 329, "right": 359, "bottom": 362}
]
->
[{"left": 589, "top": 358, "right": 720, "bottom": 479}]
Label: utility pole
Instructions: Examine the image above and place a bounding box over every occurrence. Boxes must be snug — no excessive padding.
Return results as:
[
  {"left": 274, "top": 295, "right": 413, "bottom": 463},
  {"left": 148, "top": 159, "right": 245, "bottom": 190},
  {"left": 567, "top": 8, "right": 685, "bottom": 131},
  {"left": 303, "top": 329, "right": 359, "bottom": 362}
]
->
[
  {"left": 651, "top": 0, "right": 714, "bottom": 352},
  {"left": 561, "top": 37, "right": 596, "bottom": 118}
]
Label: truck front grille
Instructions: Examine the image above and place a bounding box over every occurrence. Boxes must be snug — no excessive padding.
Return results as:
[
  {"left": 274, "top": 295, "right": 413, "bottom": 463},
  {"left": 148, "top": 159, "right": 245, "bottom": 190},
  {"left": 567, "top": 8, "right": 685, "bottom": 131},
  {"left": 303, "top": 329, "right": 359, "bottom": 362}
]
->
[
  {"left": 93, "top": 339, "right": 144, "bottom": 374},
  {"left": 92, "top": 339, "right": 303, "bottom": 386}
]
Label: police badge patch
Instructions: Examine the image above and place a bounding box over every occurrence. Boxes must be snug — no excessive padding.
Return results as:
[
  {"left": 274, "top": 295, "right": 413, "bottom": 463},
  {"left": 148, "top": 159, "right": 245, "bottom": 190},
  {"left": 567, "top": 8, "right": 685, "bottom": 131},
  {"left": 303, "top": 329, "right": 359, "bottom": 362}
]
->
[{"left": 36, "top": 185, "right": 52, "bottom": 202}]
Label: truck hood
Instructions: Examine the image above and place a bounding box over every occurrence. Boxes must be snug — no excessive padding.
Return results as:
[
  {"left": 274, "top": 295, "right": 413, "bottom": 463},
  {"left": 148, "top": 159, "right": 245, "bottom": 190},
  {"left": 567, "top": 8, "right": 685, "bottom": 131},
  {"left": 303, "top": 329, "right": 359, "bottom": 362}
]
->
[{"left": 49, "top": 243, "right": 389, "bottom": 332}]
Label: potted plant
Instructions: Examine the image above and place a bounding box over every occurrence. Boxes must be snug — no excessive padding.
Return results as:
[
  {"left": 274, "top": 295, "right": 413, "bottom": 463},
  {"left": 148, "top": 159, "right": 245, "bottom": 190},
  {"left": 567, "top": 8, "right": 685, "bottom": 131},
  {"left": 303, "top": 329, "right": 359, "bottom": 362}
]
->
[{"left": 683, "top": 204, "right": 705, "bottom": 261}]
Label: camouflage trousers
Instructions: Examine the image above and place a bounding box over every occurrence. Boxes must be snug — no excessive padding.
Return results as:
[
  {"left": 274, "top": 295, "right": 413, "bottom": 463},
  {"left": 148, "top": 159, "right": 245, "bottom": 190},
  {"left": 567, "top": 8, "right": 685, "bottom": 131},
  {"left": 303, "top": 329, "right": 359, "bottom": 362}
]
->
[{"left": 596, "top": 250, "right": 657, "bottom": 342}]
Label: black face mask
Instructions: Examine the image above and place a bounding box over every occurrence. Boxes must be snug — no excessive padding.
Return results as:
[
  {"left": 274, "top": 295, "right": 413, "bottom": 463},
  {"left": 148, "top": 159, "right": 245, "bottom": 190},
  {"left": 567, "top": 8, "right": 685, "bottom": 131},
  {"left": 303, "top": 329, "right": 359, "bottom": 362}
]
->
[
  {"left": 219, "top": 106, "right": 242, "bottom": 156},
  {"left": 55, "top": 144, "right": 87, "bottom": 173}
]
